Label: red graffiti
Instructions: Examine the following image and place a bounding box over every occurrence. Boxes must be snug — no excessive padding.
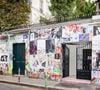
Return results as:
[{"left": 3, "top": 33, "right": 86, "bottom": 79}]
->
[{"left": 65, "top": 24, "right": 81, "bottom": 33}]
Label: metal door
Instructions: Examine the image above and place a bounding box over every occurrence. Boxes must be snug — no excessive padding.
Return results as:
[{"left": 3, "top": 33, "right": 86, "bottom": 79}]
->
[{"left": 13, "top": 43, "right": 25, "bottom": 75}]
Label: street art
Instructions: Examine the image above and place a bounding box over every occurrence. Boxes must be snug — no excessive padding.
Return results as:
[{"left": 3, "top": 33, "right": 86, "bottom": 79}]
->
[
  {"left": 34, "top": 28, "right": 51, "bottom": 39},
  {"left": 0, "top": 55, "right": 8, "bottom": 62},
  {"left": 92, "top": 35, "right": 100, "bottom": 71},
  {"left": 26, "top": 54, "right": 47, "bottom": 78},
  {"left": 29, "top": 41, "right": 37, "bottom": 55},
  {"left": 37, "top": 40, "right": 46, "bottom": 54},
  {"left": 92, "top": 26, "right": 100, "bottom": 83},
  {"left": 33, "top": 27, "right": 62, "bottom": 39},
  {"left": 0, "top": 22, "right": 93, "bottom": 81},
  {"left": 0, "top": 35, "right": 8, "bottom": 40},
  {"left": 93, "top": 26, "right": 100, "bottom": 36},
  {"left": 23, "top": 33, "right": 34, "bottom": 42},
  {"left": 46, "top": 39, "right": 55, "bottom": 53},
  {"left": 62, "top": 24, "right": 93, "bottom": 42},
  {"left": 79, "top": 33, "right": 89, "bottom": 41},
  {"left": 0, "top": 44, "right": 10, "bottom": 75}
]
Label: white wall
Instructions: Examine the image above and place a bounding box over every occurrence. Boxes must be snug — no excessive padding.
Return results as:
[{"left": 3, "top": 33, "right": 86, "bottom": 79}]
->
[
  {"left": 67, "top": 45, "right": 76, "bottom": 77},
  {"left": 30, "top": 0, "right": 51, "bottom": 24}
]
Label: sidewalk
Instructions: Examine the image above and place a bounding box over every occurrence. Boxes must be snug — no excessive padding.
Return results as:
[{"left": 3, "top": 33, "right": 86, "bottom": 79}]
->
[{"left": 0, "top": 75, "right": 79, "bottom": 90}]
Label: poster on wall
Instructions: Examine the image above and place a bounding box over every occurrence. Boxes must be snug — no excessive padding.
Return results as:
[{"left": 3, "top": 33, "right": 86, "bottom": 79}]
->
[
  {"left": 34, "top": 29, "right": 51, "bottom": 39},
  {"left": 62, "top": 23, "right": 93, "bottom": 42},
  {"left": 81, "top": 24, "right": 93, "bottom": 34},
  {"left": 34, "top": 27, "right": 62, "bottom": 39},
  {"left": 92, "top": 34, "right": 100, "bottom": 83},
  {"left": 15, "top": 34, "right": 23, "bottom": 43},
  {"left": 37, "top": 40, "right": 46, "bottom": 54},
  {"left": 29, "top": 41, "right": 37, "bottom": 55},
  {"left": 23, "top": 33, "right": 35, "bottom": 42},
  {"left": 62, "top": 24, "right": 81, "bottom": 42},
  {"left": 0, "top": 53, "right": 9, "bottom": 64},
  {"left": 0, "top": 43, "right": 10, "bottom": 75},
  {"left": 79, "top": 33, "right": 89, "bottom": 41},
  {"left": 92, "top": 35, "right": 100, "bottom": 71},
  {"left": 93, "top": 26, "right": 100, "bottom": 36},
  {"left": 46, "top": 39, "right": 55, "bottom": 53}
]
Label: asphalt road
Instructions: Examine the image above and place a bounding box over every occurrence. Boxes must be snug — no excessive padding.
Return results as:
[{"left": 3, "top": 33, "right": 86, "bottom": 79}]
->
[{"left": 0, "top": 83, "right": 43, "bottom": 90}]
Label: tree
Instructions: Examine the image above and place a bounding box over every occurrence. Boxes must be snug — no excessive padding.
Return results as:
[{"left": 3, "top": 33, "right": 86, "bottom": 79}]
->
[
  {"left": 49, "top": 0, "right": 73, "bottom": 22},
  {"left": 49, "top": 0, "right": 96, "bottom": 22},
  {"left": 74, "top": 0, "right": 96, "bottom": 17},
  {"left": 0, "top": 0, "right": 31, "bottom": 31}
]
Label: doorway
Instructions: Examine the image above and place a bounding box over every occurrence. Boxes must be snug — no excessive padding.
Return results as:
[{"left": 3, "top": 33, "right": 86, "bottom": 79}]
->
[
  {"left": 76, "top": 42, "right": 92, "bottom": 80},
  {"left": 13, "top": 43, "right": 25, "bottom": 75},
  {"left": 62, "top": 44, "right": 69, "bottom": 77}
]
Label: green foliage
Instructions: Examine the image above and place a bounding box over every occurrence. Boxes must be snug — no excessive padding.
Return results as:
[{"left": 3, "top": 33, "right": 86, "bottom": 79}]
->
[
  {"left": 0, "top": 0, "right": 31, "bottom": 31},
  {"left": 49, "top": 0, "right": 96, "bottom": 22}
]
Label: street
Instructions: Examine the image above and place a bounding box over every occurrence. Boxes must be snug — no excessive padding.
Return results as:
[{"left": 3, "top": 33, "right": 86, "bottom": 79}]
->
[{"left": 0, "top": 83, "right": 43, "bottom": 90}]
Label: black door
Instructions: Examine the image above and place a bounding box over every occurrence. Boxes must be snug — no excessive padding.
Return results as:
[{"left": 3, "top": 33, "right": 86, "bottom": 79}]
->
[
  {"left": 77, "top": 49, "right": 92, "bottom": 80},
  {"left": 13, "top": 43, "right": 25, "bottom": 75},
  {"left": 62, "top": 44, "right": 69, "bottom": 77},
  {"left": 83, "top": 49, "right": 92, "bottom": 71}
]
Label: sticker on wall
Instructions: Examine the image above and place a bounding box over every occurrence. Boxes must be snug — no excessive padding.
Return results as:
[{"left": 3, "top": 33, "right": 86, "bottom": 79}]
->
[{"left": 55, "top": 53, "right": 60, "bottom": 59}]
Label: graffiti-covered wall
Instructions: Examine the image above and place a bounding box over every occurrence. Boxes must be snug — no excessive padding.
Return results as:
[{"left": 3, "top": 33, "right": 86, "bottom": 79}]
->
[
  {"left": 0, "top": 22, "right": 93, "bottom": 81},
  {"left": 92, "top": 26, "right": 100, "bottom": 84},
  {"left": 0, "top": 35, "right": 12, "bottom": 75}
]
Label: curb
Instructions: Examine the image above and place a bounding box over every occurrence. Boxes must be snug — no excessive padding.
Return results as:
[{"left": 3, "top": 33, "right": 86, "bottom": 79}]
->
[{"left": 0, "top": 80, "right": 68, "bottom": 90}]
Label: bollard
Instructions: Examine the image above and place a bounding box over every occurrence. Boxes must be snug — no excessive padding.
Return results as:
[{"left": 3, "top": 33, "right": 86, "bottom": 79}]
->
[
  {"left": 45, "top": 73, "right": 48, "bottom": 90},
  {"left": 18, "top": 68, "right": 20, "bottom": 82}
]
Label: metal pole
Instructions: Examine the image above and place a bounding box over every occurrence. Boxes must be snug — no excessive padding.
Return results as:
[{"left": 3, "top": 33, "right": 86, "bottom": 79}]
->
[{"left": 18, "top": 68, "right": 20, "bottom": 82}]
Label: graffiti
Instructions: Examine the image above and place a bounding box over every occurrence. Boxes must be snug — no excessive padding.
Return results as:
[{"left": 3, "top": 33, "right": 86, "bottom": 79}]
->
[
  {"left": 50, "top": 60, "right": 61, "bottom": 80},
  {"left": 0, "top": 55, "right": 8, "bottom": 62},
  {"left": 26, "top": 52, "right": 61, "bottom": 80},
  {"left": 37, "top": 40, "right": 46, "bottom": 54},
  {"left": 0, "top": 63, "right": 9, "bottom": 75},
  {"left": 92, "top": 34, "right": 100, "bottom": 83},
  {"left": 55, "top": 54, "right": 60, "bottom": 59},
  {"left": 62, "top": 24, "right": 92, "bottom": 42},
  {"left": 26, "top": 54, "right": 47, "bottom": 78},
  {"left": 0, "top": 22, "right": 93, "bottom": 81},
  {"left": 34, "top": 28, "right": 51, "bottom": 39},
  {"left": 33, "top": 27, "right": 62, "bottom": 39},
  {"left": 0, "top": 35, "right": 8, "bottom": 40},
  {"left": 46, "top": 39, "right": 55, "bottom": 53},
  {"left": 30, "top": 41, "right": 37, "bottom": 55},
  {"left": 23, "top": 33, "right": 34, "bottom": 42},
  {"left": 92, "top": 71, "right": 100, "bottom": 80},
  {"left": 93, "top": 26, "right": 100, "bottom": 36},
  {"left": 65, "top": 24, "right": 82, "bottom": 33},
  {"left": 79, "top": 33, "right": 89, "bottom": 41}
]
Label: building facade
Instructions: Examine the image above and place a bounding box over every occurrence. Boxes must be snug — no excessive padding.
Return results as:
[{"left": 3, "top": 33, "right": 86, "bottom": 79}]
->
[
  {"left": 0, "top": 18, "right": 100, "bottom": 84},
  {"left": 0, "top": 20, "right": 93, "bottom": 80},
  {"left": 29, "top": 0, "right": 51, "bottom": 24}
]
